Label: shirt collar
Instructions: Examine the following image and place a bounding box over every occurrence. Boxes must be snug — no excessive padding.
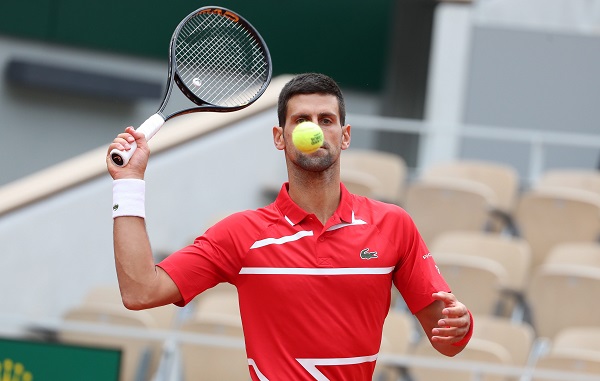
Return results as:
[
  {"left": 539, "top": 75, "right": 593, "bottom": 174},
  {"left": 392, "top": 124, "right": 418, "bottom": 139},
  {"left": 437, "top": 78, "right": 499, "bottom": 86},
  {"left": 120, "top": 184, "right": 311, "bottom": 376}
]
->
[{"left": 274, "top": 182, "right": 354, "bottom": 226}]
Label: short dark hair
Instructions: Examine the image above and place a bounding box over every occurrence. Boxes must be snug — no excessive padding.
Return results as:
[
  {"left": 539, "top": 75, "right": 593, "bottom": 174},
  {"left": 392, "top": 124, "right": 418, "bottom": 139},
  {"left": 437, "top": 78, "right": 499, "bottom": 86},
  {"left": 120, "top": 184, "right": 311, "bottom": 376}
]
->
[{"left": 277, "top": 73, "right": 346, "bottom": 127}]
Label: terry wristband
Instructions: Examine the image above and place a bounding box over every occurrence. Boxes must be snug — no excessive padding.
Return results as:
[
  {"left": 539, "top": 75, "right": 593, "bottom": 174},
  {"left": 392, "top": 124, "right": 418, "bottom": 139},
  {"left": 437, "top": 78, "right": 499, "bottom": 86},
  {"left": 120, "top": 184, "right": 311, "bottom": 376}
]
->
[
  {"left": 452, "top": 309, "right": 474, "bottom": 347},
  {"left": 112, "top": 179, "right": 146, "bottom": 219}
]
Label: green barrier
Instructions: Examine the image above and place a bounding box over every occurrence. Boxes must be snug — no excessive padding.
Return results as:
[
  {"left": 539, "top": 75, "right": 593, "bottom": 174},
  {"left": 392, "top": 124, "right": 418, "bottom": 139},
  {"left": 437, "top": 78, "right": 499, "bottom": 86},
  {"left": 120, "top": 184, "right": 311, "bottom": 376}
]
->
[{"left": 0, "top": 337, "right": 120, "bottom": 381}]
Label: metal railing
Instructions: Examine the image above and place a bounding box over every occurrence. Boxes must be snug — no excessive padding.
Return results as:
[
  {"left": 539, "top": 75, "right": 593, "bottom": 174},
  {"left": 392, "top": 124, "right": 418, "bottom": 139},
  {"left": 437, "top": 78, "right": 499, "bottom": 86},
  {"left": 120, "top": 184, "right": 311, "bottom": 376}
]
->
[
  {"left": 349, "top": 113, "right": 600, "bottom": 185},
  {"left": 1, "top": 313, "right": 599, "bottom": 381}
]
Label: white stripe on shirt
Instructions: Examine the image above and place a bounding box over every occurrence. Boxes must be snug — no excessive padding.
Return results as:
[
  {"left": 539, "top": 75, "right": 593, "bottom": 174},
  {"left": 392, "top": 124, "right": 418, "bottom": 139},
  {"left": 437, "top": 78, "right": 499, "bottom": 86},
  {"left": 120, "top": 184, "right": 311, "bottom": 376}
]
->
[
  {"left": 326, "top": 211, "right": 367, "bottom": 231},
  {"left": 297, "top": 354, "right": 379, "bottom": 381},
  {"left": 239, "top": 267, "right": 394, "bottom": 275},
  {"left": 250, "top": 230, "right": 314, "bottom": 249}
]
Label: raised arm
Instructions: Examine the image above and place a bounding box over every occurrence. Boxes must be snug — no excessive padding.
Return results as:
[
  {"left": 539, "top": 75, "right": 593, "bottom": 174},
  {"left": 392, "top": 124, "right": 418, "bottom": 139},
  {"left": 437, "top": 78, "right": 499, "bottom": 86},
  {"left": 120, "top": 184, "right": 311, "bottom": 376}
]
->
[
  {"left": 414, "top": 291, "right": 473, "bottom": 357},
  {"left": 107, "top": 127, "right": 182, "bottom": 310}
]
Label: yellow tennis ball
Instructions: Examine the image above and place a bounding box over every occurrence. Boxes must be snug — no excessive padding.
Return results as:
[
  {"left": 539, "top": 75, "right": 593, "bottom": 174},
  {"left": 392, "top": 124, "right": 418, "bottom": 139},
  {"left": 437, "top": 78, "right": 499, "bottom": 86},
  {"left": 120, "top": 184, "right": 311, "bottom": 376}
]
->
[{"left": 292, "top": 121, "right": 324, "bottom": 153}]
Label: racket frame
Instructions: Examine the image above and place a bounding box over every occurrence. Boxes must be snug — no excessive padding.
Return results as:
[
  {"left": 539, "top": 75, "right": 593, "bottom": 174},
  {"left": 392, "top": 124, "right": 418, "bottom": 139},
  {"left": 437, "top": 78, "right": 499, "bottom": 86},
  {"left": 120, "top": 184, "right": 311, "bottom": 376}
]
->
[
  {"left": 160, "top": 6, "right": 273, "bottom": 119},
  {"left": 109, "top": 5, "right": 272, "bottom": 167}
]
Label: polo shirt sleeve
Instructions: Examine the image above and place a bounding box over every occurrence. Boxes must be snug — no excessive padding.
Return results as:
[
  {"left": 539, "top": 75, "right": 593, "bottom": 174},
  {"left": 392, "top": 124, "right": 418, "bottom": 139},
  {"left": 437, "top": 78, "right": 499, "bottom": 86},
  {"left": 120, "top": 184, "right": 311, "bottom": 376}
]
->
[
  {"left": 157, "top": 215, "right": 245, "bottom": 306},
  {"left": 392, "top": 208, "right": 451, "bottom": 314}
]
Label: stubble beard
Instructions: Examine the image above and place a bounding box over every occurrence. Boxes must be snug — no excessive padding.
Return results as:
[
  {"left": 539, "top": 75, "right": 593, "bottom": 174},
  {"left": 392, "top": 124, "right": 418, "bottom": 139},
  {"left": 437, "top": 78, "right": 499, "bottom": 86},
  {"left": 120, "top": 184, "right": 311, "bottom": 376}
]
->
[{"left": 296, "top": 146, "right": 336, "bottom": 173}]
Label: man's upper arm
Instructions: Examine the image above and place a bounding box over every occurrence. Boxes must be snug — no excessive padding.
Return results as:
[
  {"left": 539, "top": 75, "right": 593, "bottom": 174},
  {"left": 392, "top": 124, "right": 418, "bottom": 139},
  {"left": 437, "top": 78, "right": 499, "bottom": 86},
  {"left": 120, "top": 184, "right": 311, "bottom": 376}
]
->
[{"left": 154, "top": 265, "right": 185, "bottom": 307}]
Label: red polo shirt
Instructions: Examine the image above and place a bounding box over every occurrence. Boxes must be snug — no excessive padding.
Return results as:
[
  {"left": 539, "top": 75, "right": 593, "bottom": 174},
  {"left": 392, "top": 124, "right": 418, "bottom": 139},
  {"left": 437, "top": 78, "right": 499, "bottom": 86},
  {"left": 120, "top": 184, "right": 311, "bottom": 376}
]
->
[{"left": 158, "top": 182, "right": 449, "bottom": 380}]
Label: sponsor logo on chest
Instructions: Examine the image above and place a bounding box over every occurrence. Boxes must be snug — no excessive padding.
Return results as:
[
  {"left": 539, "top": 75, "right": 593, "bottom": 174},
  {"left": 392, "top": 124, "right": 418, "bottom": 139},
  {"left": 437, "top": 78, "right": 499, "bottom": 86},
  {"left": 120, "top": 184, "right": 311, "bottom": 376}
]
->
[{"left": 359, "top": 248, "right": 378, "bottom": 260}]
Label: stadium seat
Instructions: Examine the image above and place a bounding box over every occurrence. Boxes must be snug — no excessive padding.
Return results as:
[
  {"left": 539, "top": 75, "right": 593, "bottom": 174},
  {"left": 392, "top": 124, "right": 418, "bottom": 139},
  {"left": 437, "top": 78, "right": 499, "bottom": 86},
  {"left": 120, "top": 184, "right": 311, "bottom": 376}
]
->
[
  {"left": 532, "top": 326, "right": 600, "bottom": 380},
  {"left": 83, "top": 284, "right": 179, "bottom": 329},
  {"left": 404, "top": 177, "right": 496, "bottom": 246},
  {"left": 188, "top": 291, "right": 242, "bottom": 336},
  {"left": 410, "top": 337, "right": 511, "bottom": 381},
  {"left": 473, "top": 315, "right": 535, "bottom": 369},
  {"left": 339, "top": 169, "right": 382, "bottom": 200},
  {"left": 430, "top": 231, "right": 532, "bottom": 320},
  {"left": 543, "top": 241, "right": 600, "bottom": 269},
  {"left": 527, "top": 263, "right": 600, "bottom": 339},
  {"left": 409, "top": 314, "right": 534, "bottom": 381},
  {"left": 513, "top": 187, "right": 600, "bottom": 270},
  {"left": 535, "top": 169, "right": 600, "bottom": 197},
  {"left": 178, "top": 292, "right": 249, "bottom": 381},
  {"left": 59, "top": 304, "right": 162, "bottom": 381},
  {"left": 432, "top": 252, "right": 508, "bottom": 316},
  {"left": 375, "top": 308, "right": 416, "bottom": 381},
  {"left": 341, "top": 149, "right": 407, "bottom": 204},
  {"left": 421, "top": 160, "right": 520, "bottom": 233}
]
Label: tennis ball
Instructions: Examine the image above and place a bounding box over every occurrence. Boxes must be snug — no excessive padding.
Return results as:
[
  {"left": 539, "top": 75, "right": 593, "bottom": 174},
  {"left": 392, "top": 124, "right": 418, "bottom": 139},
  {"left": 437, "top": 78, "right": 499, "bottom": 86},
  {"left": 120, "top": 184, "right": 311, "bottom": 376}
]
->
[{"left": 292, "top": 121, "right": 324, "bottom": 153}]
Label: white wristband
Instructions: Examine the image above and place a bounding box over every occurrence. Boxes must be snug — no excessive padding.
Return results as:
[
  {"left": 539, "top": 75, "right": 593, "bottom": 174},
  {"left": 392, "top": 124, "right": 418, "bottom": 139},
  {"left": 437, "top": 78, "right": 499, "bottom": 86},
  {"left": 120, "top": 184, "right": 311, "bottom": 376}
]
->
[{"left": 112, "top": 179, "right": 146, "bottom": 219}]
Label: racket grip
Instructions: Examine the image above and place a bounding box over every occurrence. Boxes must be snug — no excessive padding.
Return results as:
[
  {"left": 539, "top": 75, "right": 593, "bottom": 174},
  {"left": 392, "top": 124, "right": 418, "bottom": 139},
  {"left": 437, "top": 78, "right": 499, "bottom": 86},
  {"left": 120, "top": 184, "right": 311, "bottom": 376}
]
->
[{"left": 110, "top": 114, "right": 165, "bottom": 167}]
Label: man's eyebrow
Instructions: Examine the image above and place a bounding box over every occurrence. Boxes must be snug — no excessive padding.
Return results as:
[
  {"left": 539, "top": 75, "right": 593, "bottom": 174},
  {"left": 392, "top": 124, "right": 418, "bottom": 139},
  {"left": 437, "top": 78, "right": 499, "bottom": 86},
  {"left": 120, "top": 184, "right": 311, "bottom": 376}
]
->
[
  {"left": 290, "top": 113, "right": 311, "bottom": 119},
  {"left": 288, "top": 112, "right": 339, "bottom": 121},
  {"left": 290, "top": 112, "right": 337, "bottom": 118},
  {"left": 318, "top": 112, "right": 337, "bottom": 119}
]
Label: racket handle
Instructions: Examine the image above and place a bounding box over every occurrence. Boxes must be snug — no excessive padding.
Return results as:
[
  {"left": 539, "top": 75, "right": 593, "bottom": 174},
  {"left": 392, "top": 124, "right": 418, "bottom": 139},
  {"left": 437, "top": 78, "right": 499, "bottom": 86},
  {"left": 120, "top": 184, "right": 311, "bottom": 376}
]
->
[{"left": 110, "top": 114, "right": 165, "bottom": 167}]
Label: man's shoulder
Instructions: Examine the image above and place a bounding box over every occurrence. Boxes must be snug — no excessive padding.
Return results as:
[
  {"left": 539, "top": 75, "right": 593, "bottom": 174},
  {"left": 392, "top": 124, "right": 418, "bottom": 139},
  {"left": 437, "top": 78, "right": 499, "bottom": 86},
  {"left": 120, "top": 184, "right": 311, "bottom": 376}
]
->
[
  {"left": 350, "top": 194, "right": 416, "bottom": 231},
  {"left": 215, "top": 203, "right": 282, "bottom": 230}
]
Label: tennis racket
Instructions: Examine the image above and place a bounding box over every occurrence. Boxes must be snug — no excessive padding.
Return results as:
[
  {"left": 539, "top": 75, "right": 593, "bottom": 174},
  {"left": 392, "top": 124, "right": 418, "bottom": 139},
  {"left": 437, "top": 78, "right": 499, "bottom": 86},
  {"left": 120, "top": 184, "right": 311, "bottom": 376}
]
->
[{"left": 110, "top": 6, "right": 272, "bottom": 167}]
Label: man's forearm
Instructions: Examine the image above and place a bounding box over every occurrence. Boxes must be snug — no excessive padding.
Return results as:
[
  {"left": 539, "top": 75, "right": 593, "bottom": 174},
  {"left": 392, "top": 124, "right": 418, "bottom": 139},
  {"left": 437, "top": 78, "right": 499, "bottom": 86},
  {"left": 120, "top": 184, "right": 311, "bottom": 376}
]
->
[{"left": 113, "top": 217, "right": 158, "bottom": 309}]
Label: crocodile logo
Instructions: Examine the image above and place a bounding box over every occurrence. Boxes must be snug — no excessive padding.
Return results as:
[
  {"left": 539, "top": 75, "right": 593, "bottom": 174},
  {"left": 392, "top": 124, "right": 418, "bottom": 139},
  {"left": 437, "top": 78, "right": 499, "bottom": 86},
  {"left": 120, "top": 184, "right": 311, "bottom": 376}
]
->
[{"left": 360, "top": 248, "right": 378, "bottom": 260}]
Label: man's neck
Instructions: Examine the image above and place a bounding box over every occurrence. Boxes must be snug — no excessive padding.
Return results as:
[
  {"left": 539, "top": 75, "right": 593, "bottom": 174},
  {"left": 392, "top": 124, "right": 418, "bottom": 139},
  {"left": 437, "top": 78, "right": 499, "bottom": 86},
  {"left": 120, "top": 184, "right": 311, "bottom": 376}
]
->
[{"left": 287, "top": 172, "right": 341, "bottom": 226}]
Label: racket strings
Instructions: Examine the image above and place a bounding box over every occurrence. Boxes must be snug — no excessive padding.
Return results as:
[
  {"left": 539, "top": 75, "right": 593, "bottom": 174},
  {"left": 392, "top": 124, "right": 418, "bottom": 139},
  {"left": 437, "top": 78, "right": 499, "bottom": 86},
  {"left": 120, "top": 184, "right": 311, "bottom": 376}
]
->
[
  {"left": 177, "top": 19, "right": 226, "bottom": 100},
  {"left": 183, "top": 26, "right": 256, "bottom": 103},
  {"left": 175, "top": 13, "right": 269, "bottom": 107},
  {"left": 180, "top": 32, "right": 263, "bottom": 106},
  {"left": 179, "top": 34, "right": 241, "bottom": 101},
  {"left": 179, "top": 15, "right": 242, "bottom": 93},
  {"left": 189, "top": 23, "right": 267, "bottom": 105},
  {"left": 193, "top": 26, "right": 266, "bottom": 103}
]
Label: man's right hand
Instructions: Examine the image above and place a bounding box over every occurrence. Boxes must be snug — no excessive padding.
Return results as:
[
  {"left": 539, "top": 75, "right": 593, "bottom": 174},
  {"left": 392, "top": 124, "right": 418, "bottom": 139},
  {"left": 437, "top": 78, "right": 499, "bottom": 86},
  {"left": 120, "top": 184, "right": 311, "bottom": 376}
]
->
[{"left": 106, "top": 126, "right": 150, "bottom": 180}]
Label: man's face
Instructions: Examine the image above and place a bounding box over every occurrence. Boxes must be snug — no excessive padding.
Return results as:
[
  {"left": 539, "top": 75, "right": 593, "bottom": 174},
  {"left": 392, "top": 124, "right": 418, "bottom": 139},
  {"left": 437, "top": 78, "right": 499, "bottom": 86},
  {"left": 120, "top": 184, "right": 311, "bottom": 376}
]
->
[{"left": 275, "top": 93, "right": 350, "bottom": 172}]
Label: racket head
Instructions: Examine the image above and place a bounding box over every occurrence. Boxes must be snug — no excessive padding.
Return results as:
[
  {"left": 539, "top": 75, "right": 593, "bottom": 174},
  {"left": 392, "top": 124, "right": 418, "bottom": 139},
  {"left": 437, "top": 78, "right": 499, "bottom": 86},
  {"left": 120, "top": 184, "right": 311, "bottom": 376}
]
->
[{"left": 165, "top": 6, "right": 272, "bottom": 115}]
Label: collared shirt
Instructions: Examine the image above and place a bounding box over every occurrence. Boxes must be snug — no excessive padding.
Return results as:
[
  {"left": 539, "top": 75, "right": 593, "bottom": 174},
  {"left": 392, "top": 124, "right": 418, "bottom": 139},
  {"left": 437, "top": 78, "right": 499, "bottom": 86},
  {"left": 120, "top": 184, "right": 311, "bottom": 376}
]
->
[{"left": 158, "top": 182, "right": 449, "bottom": 380}]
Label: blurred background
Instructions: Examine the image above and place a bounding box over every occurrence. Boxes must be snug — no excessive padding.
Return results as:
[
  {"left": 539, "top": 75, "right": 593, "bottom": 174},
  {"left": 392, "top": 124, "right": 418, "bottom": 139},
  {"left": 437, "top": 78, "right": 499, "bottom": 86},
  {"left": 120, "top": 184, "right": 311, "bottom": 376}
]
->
[{"left": 1, "top": 0, "right": 600, "bottom": 380}]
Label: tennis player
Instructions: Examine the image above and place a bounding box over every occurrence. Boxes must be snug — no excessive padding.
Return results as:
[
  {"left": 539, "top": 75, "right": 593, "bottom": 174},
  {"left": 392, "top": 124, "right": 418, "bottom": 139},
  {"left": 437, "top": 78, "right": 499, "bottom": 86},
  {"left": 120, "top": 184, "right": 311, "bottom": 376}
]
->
[{"left": 106, "top": 72, "right": 473, "bottom": 380}]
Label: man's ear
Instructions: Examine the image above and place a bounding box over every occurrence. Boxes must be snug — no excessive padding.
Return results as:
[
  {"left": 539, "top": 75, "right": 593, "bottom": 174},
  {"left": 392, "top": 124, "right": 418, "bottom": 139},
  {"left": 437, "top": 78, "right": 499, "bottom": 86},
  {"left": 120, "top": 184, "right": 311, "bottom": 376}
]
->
[
  {"left": 273, "top": 126, "right": 285, "bottom": 150},
  {"left": 341, "top": 124, "right": 351, "bottom": 150}
]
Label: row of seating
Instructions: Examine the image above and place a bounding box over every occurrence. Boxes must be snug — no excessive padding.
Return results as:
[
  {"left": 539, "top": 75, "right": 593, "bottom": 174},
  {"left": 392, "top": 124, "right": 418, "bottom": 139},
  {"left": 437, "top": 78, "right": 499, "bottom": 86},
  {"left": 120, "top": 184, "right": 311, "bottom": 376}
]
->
[
  {"left": 429, "top": 231, "right": 600, "bottom": 341},
  {"left": 342, "top": 149, "right": 600, "bottom": 379},
  {"left": 59, "top": 282, "right": 600, "bottom": 381},
  {"left": 377, "top": 310, "right": 600, "bottom": 381},
  {"left": 59, "top": 286, "right": 178, "bottom": 381},
  {"left": 57, "top": 283, "right": 248, "bottom": 381},
  {"left": 428, "top": 231, "right": 531, "bottom": 319},
  {"left": 342, "top": 150, "right": 600, "bottom": 269}
]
